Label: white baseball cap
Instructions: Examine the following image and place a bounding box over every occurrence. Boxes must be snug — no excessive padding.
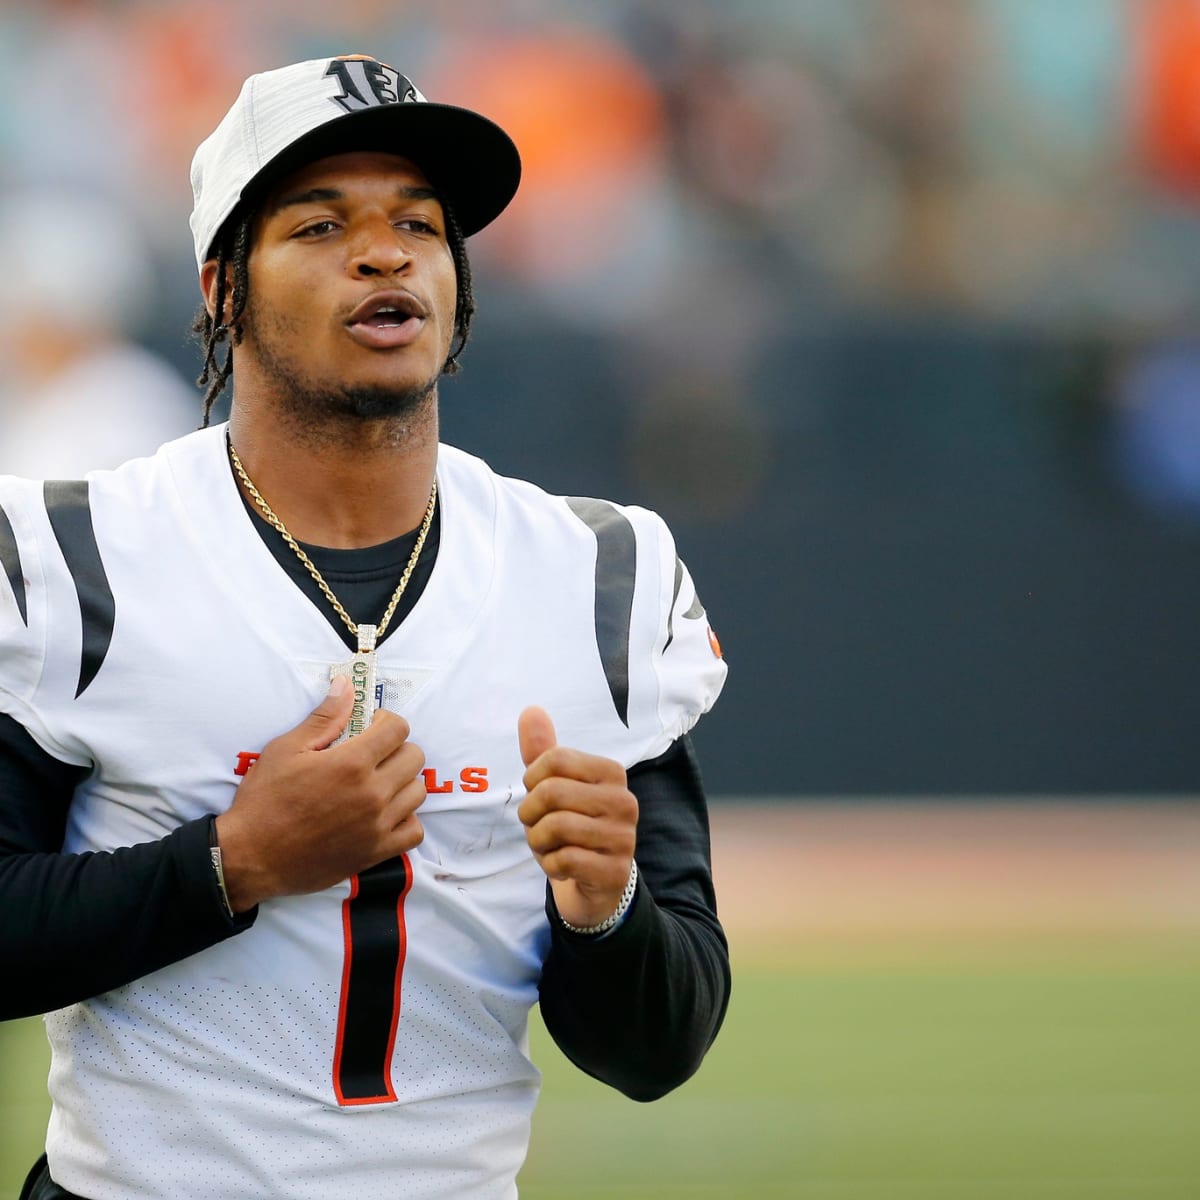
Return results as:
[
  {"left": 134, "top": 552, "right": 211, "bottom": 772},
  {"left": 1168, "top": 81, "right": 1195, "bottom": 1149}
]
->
[{"left": 189, "top": 54, "right": 521, "bottom": 269}]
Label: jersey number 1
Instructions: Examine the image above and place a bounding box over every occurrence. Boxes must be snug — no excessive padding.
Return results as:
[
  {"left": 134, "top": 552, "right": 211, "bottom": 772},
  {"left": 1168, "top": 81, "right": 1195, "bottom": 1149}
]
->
[{"left": 332, "top": 854, "right": 413, "bottom": 1105}]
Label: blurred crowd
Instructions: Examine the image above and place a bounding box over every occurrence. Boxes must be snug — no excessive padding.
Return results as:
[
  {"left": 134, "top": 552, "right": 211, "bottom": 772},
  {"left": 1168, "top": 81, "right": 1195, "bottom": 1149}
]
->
[{"left": 4, "top": 0, "right": 1200, "bottom": 518}]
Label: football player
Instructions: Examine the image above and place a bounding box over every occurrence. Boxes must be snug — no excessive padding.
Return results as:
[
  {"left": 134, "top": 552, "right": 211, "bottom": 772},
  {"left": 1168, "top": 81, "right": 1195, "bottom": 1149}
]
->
[{"left": 1, "top": 54, "right": 729, "bottom": 1200}]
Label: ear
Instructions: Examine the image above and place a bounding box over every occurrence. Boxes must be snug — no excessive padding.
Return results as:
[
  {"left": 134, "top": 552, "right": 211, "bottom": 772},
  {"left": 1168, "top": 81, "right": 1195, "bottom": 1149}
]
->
[
  {"left": 199, "top": 259, "right": 235, "bottom": 323},
  {"left": 199, "top": 260, "right": 220, "bottom": 321}
]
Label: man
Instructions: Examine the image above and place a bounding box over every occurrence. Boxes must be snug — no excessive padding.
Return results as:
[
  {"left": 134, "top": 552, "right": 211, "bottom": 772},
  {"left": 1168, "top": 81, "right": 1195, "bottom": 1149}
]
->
[{"left": 1, "top": 55, "right": 729, "bottom": 1200}]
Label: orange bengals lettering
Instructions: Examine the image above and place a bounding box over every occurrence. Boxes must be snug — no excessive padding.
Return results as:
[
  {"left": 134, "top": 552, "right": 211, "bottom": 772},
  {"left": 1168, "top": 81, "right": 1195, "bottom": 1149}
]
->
[
  {"left": 459, "top": 767, "right": 489, "bottom": 793},
  {"left": 233, "top": 751, "right": 262, "bottom": 777},
  {"left": 422, "top": 768, "right": 453, "bottom": 794},
  {"left": 422, "top": 766, "right": 490, "bottom": 794}
]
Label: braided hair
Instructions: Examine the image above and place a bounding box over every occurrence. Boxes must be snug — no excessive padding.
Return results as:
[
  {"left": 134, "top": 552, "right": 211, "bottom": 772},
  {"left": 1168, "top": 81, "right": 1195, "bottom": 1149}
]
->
[
  {"left": 193, "top": 200, "right": 477, "bottom": 427},
  {"left": 193, "top": 212, "right": 251, "bottom": 427},
  {"left": 441, "top": 204, "right": 475, "bottom": 377}
]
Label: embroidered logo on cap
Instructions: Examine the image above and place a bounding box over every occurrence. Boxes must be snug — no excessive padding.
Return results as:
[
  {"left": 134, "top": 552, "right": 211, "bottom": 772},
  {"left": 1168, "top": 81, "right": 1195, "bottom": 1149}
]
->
[{"left": 325, "top": 56, "right": 421, "bottom": 113}]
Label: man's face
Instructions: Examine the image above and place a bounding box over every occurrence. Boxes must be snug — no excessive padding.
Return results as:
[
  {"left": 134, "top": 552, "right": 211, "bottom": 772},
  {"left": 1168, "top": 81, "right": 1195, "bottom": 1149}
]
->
[{"left": 227, "top": 151, "right": 458, "bottom": 419}]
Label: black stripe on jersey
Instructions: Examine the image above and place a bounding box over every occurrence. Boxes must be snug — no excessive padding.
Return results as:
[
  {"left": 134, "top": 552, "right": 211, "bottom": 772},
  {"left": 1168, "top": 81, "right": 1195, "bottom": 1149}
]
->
[
  {"left": 43, "top": 481, "right": 115, "bottom": 698},
  {"left": 566, "top": 497, "right": 635, "bottom": 727},
  {"left": 334, "top": 855, "right": 413, "bottom": 1105},
  {"left": 0, "top": 501, "right": 27, "bottom": 626},
  {"left": 664, "top": 555, "right": 684, "bottom": 652}
]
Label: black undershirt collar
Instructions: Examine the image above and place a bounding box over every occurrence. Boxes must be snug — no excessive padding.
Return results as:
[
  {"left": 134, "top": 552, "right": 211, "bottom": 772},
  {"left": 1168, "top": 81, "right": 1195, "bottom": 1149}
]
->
[{"left": 235, "top": 484, "right": 440, "bottom": 653}]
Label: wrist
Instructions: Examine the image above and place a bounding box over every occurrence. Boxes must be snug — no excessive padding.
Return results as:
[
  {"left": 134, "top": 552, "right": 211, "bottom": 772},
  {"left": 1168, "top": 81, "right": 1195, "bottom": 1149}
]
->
[
  {"left": 559, "top": 861, "right": 638, "bottom": 937},
  {"left": 211, "top": 811, "right": 266, "bottom": 914},
  {"left": 207, "top": 816, "right": 234, "bottom": 918}
]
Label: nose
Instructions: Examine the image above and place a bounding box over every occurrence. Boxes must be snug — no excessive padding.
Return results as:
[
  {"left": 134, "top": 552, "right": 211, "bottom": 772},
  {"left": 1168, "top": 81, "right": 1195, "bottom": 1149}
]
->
[{"left": 347, "top": 214, "right": 410, "bottom": 278}]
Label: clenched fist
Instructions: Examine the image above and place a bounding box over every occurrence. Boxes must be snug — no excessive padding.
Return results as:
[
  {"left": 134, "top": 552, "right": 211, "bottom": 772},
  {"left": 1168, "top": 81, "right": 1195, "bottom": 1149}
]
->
[{"left": 517, "top": 706, "right": 637, "bottom": 930}]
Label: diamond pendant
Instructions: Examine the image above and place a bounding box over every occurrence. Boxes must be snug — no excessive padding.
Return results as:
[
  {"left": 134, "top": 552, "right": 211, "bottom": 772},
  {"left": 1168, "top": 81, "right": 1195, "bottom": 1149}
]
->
[{"left": 329, "top": 623, "right": 379, "bottom": 743}]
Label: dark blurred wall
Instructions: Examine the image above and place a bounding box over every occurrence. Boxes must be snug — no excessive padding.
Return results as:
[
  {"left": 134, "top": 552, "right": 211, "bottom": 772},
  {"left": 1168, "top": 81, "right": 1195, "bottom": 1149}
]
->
[{"left": 437, "top": 313, "right": 1200, "bottom": 798}]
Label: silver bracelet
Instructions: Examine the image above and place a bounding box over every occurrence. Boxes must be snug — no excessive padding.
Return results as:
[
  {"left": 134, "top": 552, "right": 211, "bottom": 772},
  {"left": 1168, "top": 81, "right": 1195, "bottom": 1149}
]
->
[
  {"left": 559, "top": 860, "right": 638, "bottom": 936},
  {"left": 208, "top": 824, "right": 234, "bottom": 920}
]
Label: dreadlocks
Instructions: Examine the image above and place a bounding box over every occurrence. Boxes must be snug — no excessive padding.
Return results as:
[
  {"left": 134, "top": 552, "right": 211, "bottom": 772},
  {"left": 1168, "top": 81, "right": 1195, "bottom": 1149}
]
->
[
  {"left": 193, "top": 200, "right": 476, "bottom": 427},
  {"left": 193, "top": 212, "right": 252, "bottom": 428},
  {"left": 442, "top": 204, "right": 475, "bottom": 377}
]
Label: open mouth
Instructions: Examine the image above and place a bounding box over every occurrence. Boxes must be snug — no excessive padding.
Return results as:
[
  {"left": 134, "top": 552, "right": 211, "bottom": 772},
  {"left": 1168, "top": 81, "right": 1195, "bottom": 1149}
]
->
[
  {"left": 346, "top": 291, "right": 428, "bottom": 347},
  {"left": 365, "top": 308, "right": 409, "bottom": 328},
  {"left": 348, "top": 291, "right": 427, "bottom": 325}
]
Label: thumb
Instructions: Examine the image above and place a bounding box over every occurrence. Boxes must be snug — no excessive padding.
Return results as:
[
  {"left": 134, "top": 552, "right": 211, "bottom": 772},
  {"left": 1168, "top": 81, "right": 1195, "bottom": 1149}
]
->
[
  {"left": 296, "top": 674, "right": 355, "bottom": 750},
  {"left": 518, "top": 705, "right": 557, "bottom": 768}
]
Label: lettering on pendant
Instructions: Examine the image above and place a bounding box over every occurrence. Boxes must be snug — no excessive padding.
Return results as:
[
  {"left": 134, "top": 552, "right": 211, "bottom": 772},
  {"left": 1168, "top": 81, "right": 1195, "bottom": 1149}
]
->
[
  {"left": 351, "top": 663, "right": 369, "bottom": 708},
  {"left": 338, "top": 654, "right": 376, "bottom": 740}
]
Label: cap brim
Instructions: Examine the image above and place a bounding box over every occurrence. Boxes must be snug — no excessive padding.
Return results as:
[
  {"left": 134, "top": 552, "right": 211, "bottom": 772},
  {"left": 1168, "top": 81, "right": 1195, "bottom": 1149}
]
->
[{"left": 225, "top": 102, "right": 521, "bottom": 249}]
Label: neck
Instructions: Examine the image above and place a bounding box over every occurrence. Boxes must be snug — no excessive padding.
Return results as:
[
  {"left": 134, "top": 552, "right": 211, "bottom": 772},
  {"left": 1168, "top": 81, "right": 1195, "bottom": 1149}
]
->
[{"left": 227, "top": 392, "right": 439, "bottom": 549}]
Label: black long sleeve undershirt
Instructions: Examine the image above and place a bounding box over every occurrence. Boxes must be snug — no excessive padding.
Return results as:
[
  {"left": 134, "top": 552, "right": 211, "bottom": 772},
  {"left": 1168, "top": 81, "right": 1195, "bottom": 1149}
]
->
[
  {"left": 539, "top": 736, "right": 731, "bottom": 1100},
  {"left": 0, "top": 715, "right": 252, "bottom": 1020},
  {"left": 0, "top": 713, "right": 729, "bottom": 1099}
]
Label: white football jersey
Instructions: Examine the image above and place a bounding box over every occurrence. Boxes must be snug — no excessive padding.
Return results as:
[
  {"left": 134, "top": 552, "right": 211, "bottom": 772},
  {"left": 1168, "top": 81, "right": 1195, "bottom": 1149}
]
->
[{"left": 0, "top": 425, "right": 726, "bottom": 1200}]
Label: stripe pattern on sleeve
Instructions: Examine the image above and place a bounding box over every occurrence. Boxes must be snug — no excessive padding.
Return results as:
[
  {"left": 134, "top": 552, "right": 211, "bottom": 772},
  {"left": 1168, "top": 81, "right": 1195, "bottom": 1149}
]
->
[
  {"left": 566, "top": 497, "right": 636, "bottom": 727},
  {"left": 0, "top": 500, "right": 27, "bottom": 626},
  {"left": 44, "top": 480, "right": 116, "bottom": 698}
]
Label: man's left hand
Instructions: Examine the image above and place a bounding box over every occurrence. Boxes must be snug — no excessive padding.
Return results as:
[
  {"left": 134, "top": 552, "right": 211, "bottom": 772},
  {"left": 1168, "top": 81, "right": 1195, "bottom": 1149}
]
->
[{"left": 517, "top": 706, "right": 638, "bottom": 930}]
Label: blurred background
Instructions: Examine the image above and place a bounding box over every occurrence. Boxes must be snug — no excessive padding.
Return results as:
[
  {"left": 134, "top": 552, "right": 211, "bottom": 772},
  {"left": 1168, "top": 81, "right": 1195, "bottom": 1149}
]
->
[
  {"left": 1, "top": 1, "right": 1198, "bottom": 1197},
  {"left": 4, "top": 0, "right": 1200, "bottom": 792}
]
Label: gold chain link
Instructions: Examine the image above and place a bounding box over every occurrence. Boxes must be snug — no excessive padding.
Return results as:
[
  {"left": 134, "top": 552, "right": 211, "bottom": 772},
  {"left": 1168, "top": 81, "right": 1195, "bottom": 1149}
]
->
[{"left": 227, "top": 436, "right": 437, "bottom": 643}]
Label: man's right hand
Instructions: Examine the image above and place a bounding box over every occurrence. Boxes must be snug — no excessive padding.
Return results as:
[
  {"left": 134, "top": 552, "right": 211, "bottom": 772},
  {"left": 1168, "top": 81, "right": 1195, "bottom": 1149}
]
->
[{"left": 212, "top": 675, "right": 426, "bottom": 912}]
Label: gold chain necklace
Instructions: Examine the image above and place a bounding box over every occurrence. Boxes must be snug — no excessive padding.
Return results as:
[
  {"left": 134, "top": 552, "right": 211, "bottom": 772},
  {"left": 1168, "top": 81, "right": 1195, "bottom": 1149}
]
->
[{"left": 228, "top": 435, "right": 437, "bottom": 739}]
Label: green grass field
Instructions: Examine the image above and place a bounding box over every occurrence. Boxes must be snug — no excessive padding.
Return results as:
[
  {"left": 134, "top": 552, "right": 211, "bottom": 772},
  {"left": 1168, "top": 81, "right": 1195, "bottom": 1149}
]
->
[
  {"left": 4, "top": 805, "right": 1198, "bottom": 1198},
  {"left": 520, "top": 935, "right": 1200, "bottom": 1199},
  {"left": 5, "top": 939, "right": 1196, "bottom": 1199}
]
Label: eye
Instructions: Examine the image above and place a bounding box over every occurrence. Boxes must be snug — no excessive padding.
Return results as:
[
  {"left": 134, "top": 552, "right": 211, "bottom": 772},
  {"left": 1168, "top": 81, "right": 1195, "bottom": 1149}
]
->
[
  {"left": 396, "top": 217, "right": 439, "bottom": 236},
  {"left": 294, "top": 219, "right": 339, "bottom": 238}
]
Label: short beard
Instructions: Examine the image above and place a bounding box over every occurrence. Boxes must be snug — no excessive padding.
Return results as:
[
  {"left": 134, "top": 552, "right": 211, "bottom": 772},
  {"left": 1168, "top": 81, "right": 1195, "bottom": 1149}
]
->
[
  {"left": 240, "top": 305, "right": 440, "bottom": 450},
  {"left": 292, "top": 377, "right": 438, "bottom": 423}
]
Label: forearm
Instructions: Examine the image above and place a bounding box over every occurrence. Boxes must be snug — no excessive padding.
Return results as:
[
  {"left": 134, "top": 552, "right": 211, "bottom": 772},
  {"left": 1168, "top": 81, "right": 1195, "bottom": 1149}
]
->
[
  {"left": 1, "top": 817, "right": 253, "bottom": 1020},
  {"left": 0, "top": 712, "right": 253, "bottom": 1020},
  {"left": 537, "top": 736, "right": 731, "bottom": 1100},
  {"left": 539, "top": 882, "right": 729, "bottom": 1100}
]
